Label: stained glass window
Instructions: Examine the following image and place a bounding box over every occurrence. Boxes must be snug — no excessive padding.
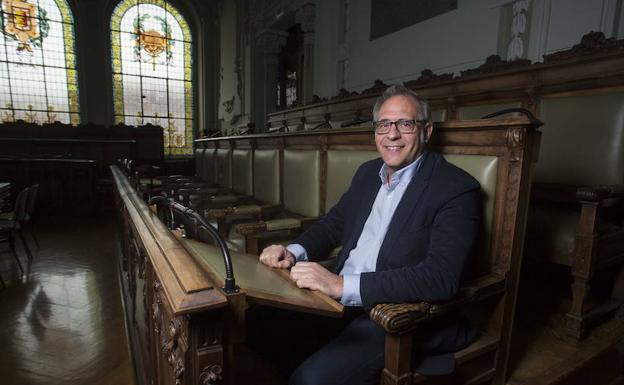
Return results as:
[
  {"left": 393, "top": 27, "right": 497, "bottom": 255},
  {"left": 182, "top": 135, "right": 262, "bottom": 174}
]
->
[
  {"left": 0, "top": 0, "right": 79, "bottom": 125},
  {"left": 111, "top": 0, "right": 193, "bottom": 156}
]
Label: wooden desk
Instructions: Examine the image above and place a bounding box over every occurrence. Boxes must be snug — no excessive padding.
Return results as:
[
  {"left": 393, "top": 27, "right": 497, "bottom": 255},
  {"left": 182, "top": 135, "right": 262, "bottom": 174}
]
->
[
  {"left": 112, "top": 166, "right": 342, "bottom": 385},
  {"left": 0, "top": 158, "right": 95, "bottom": 214}
]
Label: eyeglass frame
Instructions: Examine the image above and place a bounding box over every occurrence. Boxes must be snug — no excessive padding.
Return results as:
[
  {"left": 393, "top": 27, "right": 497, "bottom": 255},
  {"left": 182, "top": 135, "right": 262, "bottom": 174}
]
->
[{"left": 372, "top": 119, "right": 429, "bottom": 134}]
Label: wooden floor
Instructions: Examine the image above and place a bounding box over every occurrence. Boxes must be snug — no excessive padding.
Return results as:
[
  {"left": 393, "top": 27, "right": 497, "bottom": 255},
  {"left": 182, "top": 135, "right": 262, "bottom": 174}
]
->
[{"left": 0, "top": 215, "right": 135, "bottom": 385}]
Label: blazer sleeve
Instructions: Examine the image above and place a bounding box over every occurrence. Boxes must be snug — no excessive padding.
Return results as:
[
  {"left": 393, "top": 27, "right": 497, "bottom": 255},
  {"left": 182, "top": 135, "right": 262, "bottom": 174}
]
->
[{"left": 359, "top": 185, "right": 481, "bottom": 308}]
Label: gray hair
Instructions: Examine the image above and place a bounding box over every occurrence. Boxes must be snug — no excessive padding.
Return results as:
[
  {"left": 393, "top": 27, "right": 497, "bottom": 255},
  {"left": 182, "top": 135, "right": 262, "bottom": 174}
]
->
[{"left": 372, "top": 85, "right": 431, "bottom": 123}]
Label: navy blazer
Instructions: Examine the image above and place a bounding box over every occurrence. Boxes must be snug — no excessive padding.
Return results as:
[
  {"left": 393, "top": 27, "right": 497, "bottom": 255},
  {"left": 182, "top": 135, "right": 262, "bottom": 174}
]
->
[{"left": 294, "top": 150, "right": 481, "bottom": 309}]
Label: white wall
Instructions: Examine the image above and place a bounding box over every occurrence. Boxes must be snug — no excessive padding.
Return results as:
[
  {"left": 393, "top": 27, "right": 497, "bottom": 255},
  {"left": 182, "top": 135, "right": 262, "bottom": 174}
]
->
[{"left": 312, "top": 0, "right": 624, "bottom": 97}]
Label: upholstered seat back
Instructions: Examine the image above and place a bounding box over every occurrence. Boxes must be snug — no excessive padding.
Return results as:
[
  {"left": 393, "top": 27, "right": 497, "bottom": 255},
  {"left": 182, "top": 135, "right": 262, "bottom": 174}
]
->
[
  {"left": 326, "top": 150, "right": 379, "bottom": 210},
  {"left": 283, "top": 149, "right": 320, "bottom": 218},
  {"left": 535, "top": 92, "right": 624, "bottom": 185},
  {"left": 202, "top": 149, "right": 217, "bottom": 184},
  {"left": 216, "top": 149, "right": 232, "bottom": 188},
  {"left": 232, "top": 149, "right": 253, "bottom": 195},
  {"left": 444, "top": 154, "right": 499, "bottom": 271},
  {"left": 253, "top": 149, "right": 281, "bottom": 205}
]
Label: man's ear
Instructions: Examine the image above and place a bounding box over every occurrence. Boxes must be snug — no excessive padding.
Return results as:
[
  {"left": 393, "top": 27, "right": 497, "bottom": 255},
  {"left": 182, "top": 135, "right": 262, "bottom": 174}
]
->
[{"left": 424, "top": 123, "right": 433, "bottom": 143}]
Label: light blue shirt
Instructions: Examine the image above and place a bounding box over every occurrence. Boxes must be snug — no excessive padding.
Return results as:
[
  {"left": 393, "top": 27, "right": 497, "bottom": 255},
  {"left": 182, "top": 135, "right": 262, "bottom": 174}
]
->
[{"left": 287, "top": 154, "right": 423, "bottom": 306}]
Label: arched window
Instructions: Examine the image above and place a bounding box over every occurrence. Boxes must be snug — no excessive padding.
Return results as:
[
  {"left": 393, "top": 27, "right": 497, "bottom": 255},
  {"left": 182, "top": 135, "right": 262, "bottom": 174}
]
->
[
  {"left": 111, "top": 0, "right": 193, "bottom": 156},
  {"left": 0, "top": 0, "right": 79, "bottom": 125}
]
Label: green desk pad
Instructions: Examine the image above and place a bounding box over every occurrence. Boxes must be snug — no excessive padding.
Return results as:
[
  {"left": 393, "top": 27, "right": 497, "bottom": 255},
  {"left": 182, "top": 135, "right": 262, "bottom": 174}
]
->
[{"left": 180, "top": 238, "right": 342, "bottom": 315}]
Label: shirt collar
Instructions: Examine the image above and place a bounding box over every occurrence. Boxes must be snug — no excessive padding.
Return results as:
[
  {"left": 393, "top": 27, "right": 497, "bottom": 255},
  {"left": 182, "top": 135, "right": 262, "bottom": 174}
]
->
[{"left": 378, "top": 152, "right": 425, "bottom": 190}]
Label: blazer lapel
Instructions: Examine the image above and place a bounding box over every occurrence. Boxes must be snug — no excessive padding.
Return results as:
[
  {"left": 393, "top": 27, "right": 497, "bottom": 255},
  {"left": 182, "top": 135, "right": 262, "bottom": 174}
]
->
[{"left": 377, "top": 150, "right": 436, "bottom": 267}]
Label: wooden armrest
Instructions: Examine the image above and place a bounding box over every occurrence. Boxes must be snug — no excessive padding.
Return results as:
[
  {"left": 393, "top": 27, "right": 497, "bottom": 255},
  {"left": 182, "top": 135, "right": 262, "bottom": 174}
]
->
[
  {"left": 370, "top": 274, "right": 506, "bottom": 334},
  {"left": 531, "top": 183, "right": 581, "bottom": 205},
  {"left": 577, "top": 184, "right": 624, "bottom": 202},
  {"left": 369, "top": 303, "right": 431, "bottom": 333}
]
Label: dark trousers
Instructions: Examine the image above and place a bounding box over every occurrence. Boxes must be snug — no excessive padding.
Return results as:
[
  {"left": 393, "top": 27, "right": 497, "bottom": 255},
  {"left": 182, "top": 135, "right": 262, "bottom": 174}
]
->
[{"left": 247, "top": 307, "right": 475, "bottom": 385}]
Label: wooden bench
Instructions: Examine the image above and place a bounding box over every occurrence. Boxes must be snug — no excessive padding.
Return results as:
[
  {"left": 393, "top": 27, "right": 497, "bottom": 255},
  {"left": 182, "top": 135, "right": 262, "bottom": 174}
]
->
[{"left": 187, "top": 116, "right": 542, "bottom": 384}]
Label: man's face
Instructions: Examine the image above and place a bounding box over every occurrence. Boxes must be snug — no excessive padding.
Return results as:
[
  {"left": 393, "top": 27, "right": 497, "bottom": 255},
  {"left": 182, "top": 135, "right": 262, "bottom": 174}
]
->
[{"left": 375, "top": 95, "right": 432, "bottom": 177}]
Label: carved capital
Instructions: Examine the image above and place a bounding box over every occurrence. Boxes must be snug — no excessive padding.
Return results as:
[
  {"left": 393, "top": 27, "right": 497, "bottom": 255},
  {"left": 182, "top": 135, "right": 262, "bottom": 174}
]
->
[
  {"left": 296, "top": 3, "right": 316, "bottom": 33},
  {"left": 256, "top": 29, "right": 288, "bottom": 55}
]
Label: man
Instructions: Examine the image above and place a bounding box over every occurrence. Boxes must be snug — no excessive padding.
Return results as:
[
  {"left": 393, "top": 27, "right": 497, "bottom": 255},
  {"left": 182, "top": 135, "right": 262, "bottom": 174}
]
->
[{"left": 259, "top": 85, "right": 481, "bottom": 385}]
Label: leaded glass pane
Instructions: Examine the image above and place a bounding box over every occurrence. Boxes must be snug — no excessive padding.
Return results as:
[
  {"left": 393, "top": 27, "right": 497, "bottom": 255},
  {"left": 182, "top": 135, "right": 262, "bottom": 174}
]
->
[
  {"left": 0, "top": 0, "right": 79, "bottom": 124},
  {"left": 111, "top": 0, "right": 194, "bottom": 156}
]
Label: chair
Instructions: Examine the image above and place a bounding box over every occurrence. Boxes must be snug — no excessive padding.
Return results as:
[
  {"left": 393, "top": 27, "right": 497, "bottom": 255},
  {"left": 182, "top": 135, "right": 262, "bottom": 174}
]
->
[
  {"left": 23, "top": 184, "right": 40, "bottom": 249},
  {"left": 0, "top": 186, "right": 30, "bottom": 272},
  {"left": 366, "top": 117, "right": 541, "bottom": 385},
  {"left": 524, "top": 91, "right": 624, "bottom": 341}
]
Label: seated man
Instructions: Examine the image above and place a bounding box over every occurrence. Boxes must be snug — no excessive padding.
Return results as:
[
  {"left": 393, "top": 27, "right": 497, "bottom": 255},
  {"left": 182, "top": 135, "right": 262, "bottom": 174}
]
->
[{"left": 259, "top": 85, "right": 481, "bottom": 385}]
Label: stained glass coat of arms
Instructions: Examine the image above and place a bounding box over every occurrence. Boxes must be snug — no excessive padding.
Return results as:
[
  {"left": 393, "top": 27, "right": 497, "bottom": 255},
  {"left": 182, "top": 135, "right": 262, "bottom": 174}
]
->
[
  {"left": 111, "top": 0, "right": 193, "bottom": 156},
  {"left": 0, "top": 0, "right": 79, "bottom": 125}
]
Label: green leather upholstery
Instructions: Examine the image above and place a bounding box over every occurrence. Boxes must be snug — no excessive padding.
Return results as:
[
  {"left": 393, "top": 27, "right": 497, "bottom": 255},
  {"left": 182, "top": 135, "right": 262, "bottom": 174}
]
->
[
  {"left": 445, "top": 154, "right": 499, "bottom": 259},
  {"left": 232, "top": 149, "right": 253, "bottom": 195},
  {"left": 457, "top": 101, "right": 522, "bottom": 120},
  {"left": 283, "top": 149, "right": 321, "bottom": 218},
  {"left": 195, "top": 148, "right": 205, "bottom": 178},
  {"left": 253, "top": 149, "right": 280, "bottom": 205},
  {"left": 203, "top": 149, "right": 217, "bottom": 184},
  {"left": 216, "top": 149, "right": 232, "bottom": 188},
  {"left": 326, "top": 150, "right": 379, "bottom": 210},
  {"left": 431, "top": 109, "right": 446, "bottom": 122},
  {"left": 535, "top": 93, "right": 624, "bottom": 185}
]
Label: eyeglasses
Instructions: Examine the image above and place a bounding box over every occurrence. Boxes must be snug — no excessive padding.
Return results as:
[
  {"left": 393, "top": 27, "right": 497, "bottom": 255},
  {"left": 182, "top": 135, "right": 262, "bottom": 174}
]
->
[{"left": 373, "top": 119, "right": 428, "bottom": 134}]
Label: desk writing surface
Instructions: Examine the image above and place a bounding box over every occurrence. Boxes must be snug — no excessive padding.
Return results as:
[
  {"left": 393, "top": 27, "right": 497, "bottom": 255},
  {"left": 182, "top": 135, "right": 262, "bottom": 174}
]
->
[{"left": 180, "top": 237, "right": 343, "bottom": 316}]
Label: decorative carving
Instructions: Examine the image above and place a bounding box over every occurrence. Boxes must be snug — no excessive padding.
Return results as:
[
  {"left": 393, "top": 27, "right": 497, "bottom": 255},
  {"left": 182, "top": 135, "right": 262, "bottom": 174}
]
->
[
  {"left": 312, "top": 94, "right": 328, "bottom": 103},
  {"left": 507, "top": 0, "right": 531, "bottom": 60},
  {"left": 200, "top": 365, "right": 223, "bottom": 385},
  {"left": 331, "top": 88, "right": 358, "bottom": 100},
  {"left": 361, "top": 79, "right": 389, "bottom": 95},
  {"left": 404, "top": 69, "right": 453, "bottom": 88},
  {"left": 222, "top": 95, "right": 235, "bottom": 113},
  {"left": 459, "top": 55, "right": 531, "bottom": 77},
  {"left": 506, "top": 126, "right": 525, "bottom": 162},
  {"left": 543, "top": 31, "right": 624, "bottom": 63},
  {"left": 160, "top": 315, "right": 188, "bottom": 385},
  {"left": 152, "top": 280, "right": 162, "bottom": 334}
]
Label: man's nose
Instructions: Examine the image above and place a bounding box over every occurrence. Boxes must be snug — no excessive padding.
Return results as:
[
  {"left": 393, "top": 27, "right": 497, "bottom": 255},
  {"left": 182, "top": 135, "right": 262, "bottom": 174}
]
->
[{"left": 386, "top": 123, "right": 401, "bottom": 139}]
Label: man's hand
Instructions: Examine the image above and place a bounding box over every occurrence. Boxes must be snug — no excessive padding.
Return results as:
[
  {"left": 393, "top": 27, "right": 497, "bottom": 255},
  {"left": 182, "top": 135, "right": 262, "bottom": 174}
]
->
[
  {"left": 259, "top": 244, "right": 296, "bottom": 269},
  {"left": 290, "top": 262, "right": 344, "bottom": 300}
]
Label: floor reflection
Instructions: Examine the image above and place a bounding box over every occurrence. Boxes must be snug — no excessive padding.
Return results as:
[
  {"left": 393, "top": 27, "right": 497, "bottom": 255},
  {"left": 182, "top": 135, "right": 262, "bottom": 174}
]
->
[{"left": 0, "top": 216, "right": 134, "bottom": 385}]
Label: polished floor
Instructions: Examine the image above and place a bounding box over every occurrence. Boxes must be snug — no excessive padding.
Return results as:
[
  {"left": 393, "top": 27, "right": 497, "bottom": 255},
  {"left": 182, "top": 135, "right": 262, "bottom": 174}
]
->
[{"left": 0, "top": 215, "right": 135, "bottom": 385}]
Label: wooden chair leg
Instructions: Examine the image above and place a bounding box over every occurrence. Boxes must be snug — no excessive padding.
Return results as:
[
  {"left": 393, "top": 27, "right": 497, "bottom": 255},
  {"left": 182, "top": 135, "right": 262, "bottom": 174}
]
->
[
  {"left": 381, "top": 331, "right": 415, "bottom": 385},
  {"left": 18, "top": 230, "right": 33, "bottom": 261},
  {"left": 566, "top": 202, "right": 599, "bottom": 341},
  {"left": 9, "top": 233, "right": 24, "bottom": 274},
  {"left": 30, "top": 222, "right": 40, "bottom": 249}
]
